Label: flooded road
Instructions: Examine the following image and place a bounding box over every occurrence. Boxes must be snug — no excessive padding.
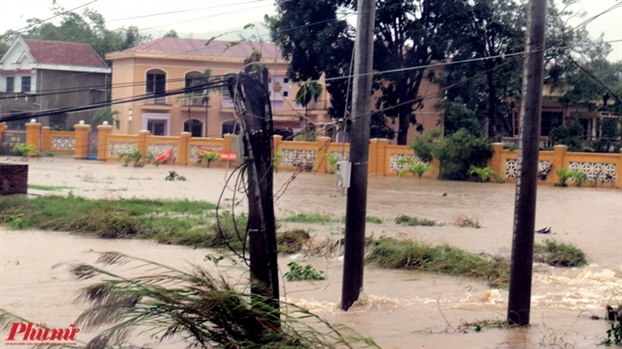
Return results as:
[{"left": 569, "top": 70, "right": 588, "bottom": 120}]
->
[{"left": 1, "top": 157, "right": 621, "bottom": 348}]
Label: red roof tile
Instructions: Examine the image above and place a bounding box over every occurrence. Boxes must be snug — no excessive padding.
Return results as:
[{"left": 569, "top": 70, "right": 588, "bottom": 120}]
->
[
  {"left": 125, "top": 38, "right": 281, "bottom": 59},
  {"left": 23, "top": 39, "right": 107, "bottom": 68}
]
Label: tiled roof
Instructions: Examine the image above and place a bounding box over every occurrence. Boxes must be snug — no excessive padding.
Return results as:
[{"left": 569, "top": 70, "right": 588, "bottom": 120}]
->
[
  {"left": 125, "top": 37, "right": 281, "bottom": 59},
  {"left": 23, "top": 39, "right": 107, "bottom": 68}
]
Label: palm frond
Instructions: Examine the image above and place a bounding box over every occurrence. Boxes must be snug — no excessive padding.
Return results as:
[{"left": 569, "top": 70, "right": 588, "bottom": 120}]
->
[{"left": 65, "top": 254, "right": 379, "bottom": 349}]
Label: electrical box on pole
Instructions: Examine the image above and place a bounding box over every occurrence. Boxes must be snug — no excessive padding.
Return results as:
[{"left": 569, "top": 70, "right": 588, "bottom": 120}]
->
[{"left": 335, "top": 161, "right": 351, "bottom": 188}]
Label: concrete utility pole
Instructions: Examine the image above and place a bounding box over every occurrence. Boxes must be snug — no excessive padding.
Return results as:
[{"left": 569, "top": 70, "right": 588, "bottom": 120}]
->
[
  {"left": 341, "top": 0, "right": 375, "bottom": 311},
  {"left": 229, "top": 53, "right": 280, "bottom": 321},
  {"left": 507, "top": 0, "right": 547, "bottom": 326}
]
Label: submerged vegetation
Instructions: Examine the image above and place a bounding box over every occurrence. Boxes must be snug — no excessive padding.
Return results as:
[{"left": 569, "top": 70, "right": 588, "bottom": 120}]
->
[
  {"left": 394, "top": 214, "right": 437, "bottom": 226},
  {"left": 534, "top": 239, "right": 588, "bottom": 267},
  {"left": 366, "top": 238, "right": 509, "bottom": 288}
]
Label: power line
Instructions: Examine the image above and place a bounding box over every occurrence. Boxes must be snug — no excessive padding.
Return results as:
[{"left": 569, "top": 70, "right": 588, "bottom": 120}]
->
[{"left": 106, "top": 1, "right": 267, "bottom": 23}]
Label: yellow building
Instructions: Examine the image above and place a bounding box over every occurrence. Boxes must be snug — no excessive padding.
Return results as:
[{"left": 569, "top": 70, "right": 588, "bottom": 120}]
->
[{"left": 106, "top": 37, "right": 336, "bottom": 138}]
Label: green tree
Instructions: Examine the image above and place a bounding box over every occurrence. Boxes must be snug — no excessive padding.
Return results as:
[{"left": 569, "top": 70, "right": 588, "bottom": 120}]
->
[
  {"left": 1, "top": 5, "right": 151, "bottom": 63},
  {"left": 295, "top": 81, "right": 323, "bottom": 118},
  {"left": 371, "top": 0, "right": 469, "bottom": 145},
  {"left": 266, "top": 3, "right": 354, "bottom": 120},
  {"left": 92, "top": 109, "right": 119, "bottom": 126},
  {"left": 434, "top": 0, "right": 525, "bottom": 139},
  {"left": 163, "top": 30, "right": 179, "bottom": 38}
]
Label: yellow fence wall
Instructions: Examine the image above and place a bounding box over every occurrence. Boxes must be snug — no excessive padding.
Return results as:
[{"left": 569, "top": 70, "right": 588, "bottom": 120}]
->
[{"left": 2, "top": 122, "right": 618, "bottom": 189}]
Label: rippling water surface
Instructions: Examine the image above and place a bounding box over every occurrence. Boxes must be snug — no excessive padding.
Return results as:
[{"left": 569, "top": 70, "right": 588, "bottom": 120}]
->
[{"left": 1, "top": 158, "right": 621, "bottom": 348}]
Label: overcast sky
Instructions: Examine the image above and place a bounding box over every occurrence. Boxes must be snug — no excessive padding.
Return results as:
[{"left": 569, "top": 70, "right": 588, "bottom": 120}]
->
[{"left": 1, "top": 0, "right": 621, "bottom": 60}]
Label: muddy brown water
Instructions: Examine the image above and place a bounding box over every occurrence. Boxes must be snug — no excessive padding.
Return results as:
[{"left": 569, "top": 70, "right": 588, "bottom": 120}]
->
[{"left": 1, "top": 157, "right": 621, "bottom": 348}]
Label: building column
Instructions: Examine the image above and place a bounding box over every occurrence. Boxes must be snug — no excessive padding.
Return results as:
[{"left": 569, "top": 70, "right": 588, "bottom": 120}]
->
[
  {"left": 74, "top": 124, "right": 91, "bottom": 159},
  {"left": 0, "top": 122, "right": 6, "bottom": 136},
  {"left": 97, "top": 124, "right": 114, "bottom": 160}
]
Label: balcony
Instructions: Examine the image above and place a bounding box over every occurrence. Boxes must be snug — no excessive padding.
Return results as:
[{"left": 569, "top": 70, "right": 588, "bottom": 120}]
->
[{"left": 143, "top": 94, "right": 168, "bottom": 106}]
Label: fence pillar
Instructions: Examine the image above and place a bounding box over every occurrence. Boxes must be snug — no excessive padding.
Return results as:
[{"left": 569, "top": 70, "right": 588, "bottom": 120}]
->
[
  {"left": 138, "top": 130, "right": 150, "bottom": 154},
  {"left": 25, "top": 121, "right": 41, "bottom": 152},
  {"left": 551, "top": 145, "right": 567, "bottom": 185},
  {"left": 490, "top": 143, "right": 504, "bottom": 177},
  {"left": 0, "top": 122, "right": 6, "bottom": 136},
  {"left": 178, "top": 132, "right": 191, "bottom": 166},
  {"left": 41, "top": 127, "right": 51, "bottom": 152},
  {"left": 74, "top": 124, "right": 91, "bottom": 159},
  {"left": 222, "top": 133, "right": 233, "bottom": 152},
  {"left": 96, "top": 124, "right": 114, "bottom": 160},
  {"left": 372, "top": 139, "right": 389, "bottom": 176},
  {"left": 315, "top": 136, "right": 330, "bottom": 173},
  {"left": 273, "top": 135, "right": 283, "bottom": 171}
]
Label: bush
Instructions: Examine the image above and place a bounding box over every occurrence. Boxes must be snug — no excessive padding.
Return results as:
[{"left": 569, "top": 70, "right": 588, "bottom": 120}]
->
[
  {"left": 409, "top": 129, "right": 440, "bottom": 163},
  {"left": 432, "top": 128, "right": 493, "bottom": 180}
]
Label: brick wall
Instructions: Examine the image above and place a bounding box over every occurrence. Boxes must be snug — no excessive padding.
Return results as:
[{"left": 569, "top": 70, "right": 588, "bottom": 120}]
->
[{"left": 0, "top": 163, "right": 28, "bottom": 195}]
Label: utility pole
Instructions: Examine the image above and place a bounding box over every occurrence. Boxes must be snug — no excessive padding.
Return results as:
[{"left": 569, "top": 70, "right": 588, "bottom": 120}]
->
[
  {"left": 507, "top": 0, "right": 546, "bottom": 326},
  {"left": 341, "top": 0, "right": 375, "bottom": 311},
  {"left": 229, "top": 53, "right": 280, "bottom": 320}
]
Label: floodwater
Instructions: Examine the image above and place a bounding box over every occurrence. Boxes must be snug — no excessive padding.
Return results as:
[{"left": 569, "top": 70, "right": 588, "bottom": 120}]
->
[{"left": 1, "top": 157, "right": 622, "bottom": 348}]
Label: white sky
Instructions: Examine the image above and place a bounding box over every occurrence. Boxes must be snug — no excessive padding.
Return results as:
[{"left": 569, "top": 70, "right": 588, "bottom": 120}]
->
[{"left": 1, "top": 0, "right": 621, "bottom": 60}]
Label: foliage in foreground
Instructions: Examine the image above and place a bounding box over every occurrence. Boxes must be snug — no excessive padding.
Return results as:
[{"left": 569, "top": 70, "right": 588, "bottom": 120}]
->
[
  {"left": 0, "top": 252, "right": 377, "bottom": 349},
  {"left": 534, "top": 239, "right": 588, "bottom": 267},
  {"left": 366, "top": 238, "right": 509, "bottom": 288}
]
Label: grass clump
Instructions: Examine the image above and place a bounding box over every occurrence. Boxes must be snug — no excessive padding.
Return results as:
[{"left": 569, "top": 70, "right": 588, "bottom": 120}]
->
[
  {"left": 366, "top": 216, "right": 384, "bottom": 224},
  {"left": 28, "top": 184, "right": 73, "bottom": 191},
  {"left": 394, "top": 214, "right": 437, "bottom": 226},
  {"left": 366, "top": 238, "right": 509, "bottom": 288},
  {"left": 282, "top": 212, "right": 335, "bottom": 224},
  {"left": 0, "top": 252, "right": 378, "bottom": 349},
  {"left": 0, "top": 195, "right": 221, "bottom": 245},
  {"left": 534, "top": 239, "right": 588, "bottom": 267},
  {"left": 277, "top": 229, "right": 310, "bottom": 254}
]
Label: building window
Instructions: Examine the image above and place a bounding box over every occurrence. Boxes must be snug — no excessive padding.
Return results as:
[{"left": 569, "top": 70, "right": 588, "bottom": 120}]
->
[
  {"left": 284, "top": 78, "right": 289, "bottom": 83},
  {"left": 283, "top": 91, "right": 289, "bottom": 97},
  {"left": 6, "top": 77, "right": 15, "bottom": 93},
  {"left": 21, "top": 77, "right": 31, "bottom": 93}
]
